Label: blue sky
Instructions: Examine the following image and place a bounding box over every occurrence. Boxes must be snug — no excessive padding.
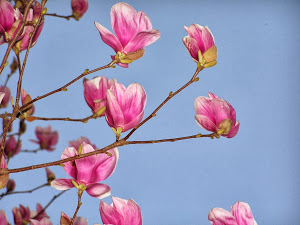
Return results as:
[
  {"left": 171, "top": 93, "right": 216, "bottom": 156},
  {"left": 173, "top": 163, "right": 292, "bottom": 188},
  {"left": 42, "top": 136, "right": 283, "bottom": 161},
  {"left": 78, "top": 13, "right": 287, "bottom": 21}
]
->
[{"left": 1, "top": 0, "right": 299, "bottom": 224}]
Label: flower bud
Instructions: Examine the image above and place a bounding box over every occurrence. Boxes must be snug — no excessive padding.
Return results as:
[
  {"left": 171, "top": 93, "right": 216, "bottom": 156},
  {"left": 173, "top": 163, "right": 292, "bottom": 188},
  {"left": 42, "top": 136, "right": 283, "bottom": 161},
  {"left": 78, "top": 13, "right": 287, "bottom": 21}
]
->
[
  {"left": 45, "top": 168, "right": 55, "bottom": 184},
  {"left": 3, "top": 136, "right": 21, "bottom": 158},
  {"left": 6, "top": 179, "right": 15, "bottom": 192},
  {"left": 71, "top": 0, "right": 88, "bottom": 20},
  {"left": 21, "top": 89, "right": 35, "bottom": 116},
  {"left": 30, "top": 126, "right": 58, "bottom": 151}
]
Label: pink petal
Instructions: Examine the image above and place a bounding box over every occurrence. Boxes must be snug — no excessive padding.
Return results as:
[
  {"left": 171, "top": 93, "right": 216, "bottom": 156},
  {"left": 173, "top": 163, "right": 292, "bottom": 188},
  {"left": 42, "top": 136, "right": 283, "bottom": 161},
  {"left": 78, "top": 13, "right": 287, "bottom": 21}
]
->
[
  {"left": 74, "top": 217, "right": 88, "bottom": 225},
  {"left": 182, "top": 36, "right": 199, "bottom": 62},
  {"left": 226, "top": 121, "right": 240, "bottom": 138},
  {"left": 106, "top": 89, "right": 125, "bottom": 129},
  {"left": 30, "top": 218, "right": 53, "bottom": 225},
  {"left": 61, "top": 147, "right": 78, "bottom": 179},
  {"left": 0, "top": 92, "right": 5, "bottom": 104},
  {"left": 208, "top": 92, "right": 220, "bottom": 99},
  {"left": 124, "top": 199, "right": 142, "bottom": 225},
  {"left": 0, "top": 0, "right": 15, "bottom": 32},
  {"left": 94, "top": 21, "right": 123, "bottom": 52},
  {"left": 90, "top": 148, "right": 119, "bottom": 183},
  {"left": 195, "top": 115, "right": 217, "bottom": 132},
  {"left": 210, "top": 98, "right": 231, "bottom": 127},
  {"left": 230, "top": 201, "right": 255, "bottom": 225},
  {"left": 51, "top": 178, "right": 74, "bottom": 190},
  {"left": 194, "top": 96, "right": 215, "bottom": 124},
  {"left": 86, "top": 183, "right": 111, "bottom": 199},
  {"left": 124, "top": 29, "right": 160, "bottom": 53},
  {"left": 111, "top": 2, "right": 138, "bottom": 47},
  {"left": 202, "top": 26, "right": 215, "bottom": 51},
  {"left": 83, "top": 77, "right": 100, "bottom": 111},
  {"left": 122, "top": 83, "right": 146, "bottom": 126},
  {"left": 100, "top": 201, "right": 123, "bottom": 225},
  {"left": 0, "top": 210, "right": 9, "bottom": 225},
  {"left": 208, "top": 208, "right": 238, "bottom": 225},
  {"left": 111, "top": 83, "right": 126, "bottom": 106},
  {"left": 122, "top": 110, "right": 144, "bottom": 132},
  {"left": 137, "top": 11, "right": 152, "bottom": 31},
  {"left": 75, "top": 143, "right": 97, "bottom": 183}
]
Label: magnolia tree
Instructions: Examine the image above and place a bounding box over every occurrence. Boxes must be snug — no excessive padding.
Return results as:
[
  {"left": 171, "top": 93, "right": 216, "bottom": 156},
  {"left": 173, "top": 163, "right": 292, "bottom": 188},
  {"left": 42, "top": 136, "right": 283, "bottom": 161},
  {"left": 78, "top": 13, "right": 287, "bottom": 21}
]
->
[{"left": 0, "top": 0, "right": 257, "bottom": 225}]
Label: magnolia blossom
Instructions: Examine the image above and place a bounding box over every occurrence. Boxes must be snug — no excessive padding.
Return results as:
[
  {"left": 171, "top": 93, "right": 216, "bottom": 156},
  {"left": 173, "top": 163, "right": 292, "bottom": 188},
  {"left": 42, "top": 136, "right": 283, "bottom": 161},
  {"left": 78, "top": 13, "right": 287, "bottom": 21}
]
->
[
  {"left": 83, "top": 76, "right": 116, "bottom": 115},
  {"left": 31, "top": 126, "right": 58, "bottom": 151},
  {"left": 69, "top": 136, "right": 96, "bottom": 150},
  {"left": 51, "top": 143, "right": 119, "bottom": 199},
  {"left": 95, "top": 2, "right": 160, "bottom": 67},
  {"left": 105, "top": 82, "right": 146, "bottom": 135},
  {"left": 194, "top": 92, "right": 239, "bottom": 138},
  {"left": 15, "top": 2, "right": 44, "bottom": 52},
  {"left": 0, "top": 0, "right": 23, "bottom": 44},
  {"left": 4, "top": 136, "right": 21, "bottom": 158},
  {"left": 60, "top": 212, "right": 88, "bottom": 225},
  {"left": 13, "top": 203, "right": 48, "bottom": 225},
  {"left": 208, "top": 201, "right": 258, "bottom": 225},
  {"left": 0, "top": 86, "right": 10, "bottom": 107},
  {"left": 100, "top": 197, "right": 142, "bottom": 225},
  {"left": 0, "top": 210, "right": 9, "bottom": 225},
  {"left": 30, "top": 203, "right": 49, "bottom": 222},
  {"left": 183, "top": 24, "right": 217, "bottom": 68},
  {"left": 71, "top": 0, "right": 88, "bottom": 20}
]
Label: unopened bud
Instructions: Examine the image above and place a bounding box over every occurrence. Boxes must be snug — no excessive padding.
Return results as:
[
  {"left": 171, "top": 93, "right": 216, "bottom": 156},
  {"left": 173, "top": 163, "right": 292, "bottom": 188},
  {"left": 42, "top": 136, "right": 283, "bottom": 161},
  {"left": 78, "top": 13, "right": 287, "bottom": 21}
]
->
[
  {"left": 218, "top": 118, "right": 233, "bottom": 135},
  {"left": 6, "top": 179, "right": 16, "bottom": 192},
  {"left": 46, "top": 168, "right": 55, "bottom": 183},
  {"left": 60, "top": 212, "right": 71, "bottom": 225},
  {"left": 0, "top": 171, "right": 9, "bottom": 189}
]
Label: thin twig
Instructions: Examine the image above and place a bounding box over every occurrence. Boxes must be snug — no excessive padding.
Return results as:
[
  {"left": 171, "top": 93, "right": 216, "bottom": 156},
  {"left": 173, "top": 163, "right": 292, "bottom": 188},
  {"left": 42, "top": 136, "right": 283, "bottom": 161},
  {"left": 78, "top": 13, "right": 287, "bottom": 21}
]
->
[
  {"left": 28, "top": 114, "right": 96, "bottom": 123},
  {"left": 70, "top": 191, "right": 83, "bottom": 225},
  {"left": 0, "top": 183, "right": 48, "bottom": 200},
  {"left": 21, "top": 148, "right": 42, "bottom": 153},
  {"left": 45, "top": 13, "right": 74, "bottom": 20}
]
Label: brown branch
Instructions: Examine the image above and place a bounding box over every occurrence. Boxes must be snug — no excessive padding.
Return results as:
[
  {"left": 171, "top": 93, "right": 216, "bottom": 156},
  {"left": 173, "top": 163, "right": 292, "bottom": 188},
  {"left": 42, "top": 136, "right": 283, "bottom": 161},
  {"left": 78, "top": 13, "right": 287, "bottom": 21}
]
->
[
  {"left": 124, "top": 66, "right": 203, "bottom": 141},
  {"left": 3, "top": 132, "right": 217, "bottom": 175},
  {"left": 28, "top": 114, "right": 96, "bottom": 123},
  {"left": 45, "top": 13, "right": 74, "bottom": 20},
  {"left": 70, "top": 191, "right": 83, "bottom": 225},
  {"left": 21, "top": 148, "right": 42, "bottom": 153},
  {"left": 20, "top": 60, "right": 117, "bottom": 112},
  {"left": 0, "top": 183, "right": 48, "bottom": 200},
  {"left": 0, "top": 0, "right": 36, "bottom": 76},
  {"left": 32, "top": 190, "right": 67, "bottom": 219}
]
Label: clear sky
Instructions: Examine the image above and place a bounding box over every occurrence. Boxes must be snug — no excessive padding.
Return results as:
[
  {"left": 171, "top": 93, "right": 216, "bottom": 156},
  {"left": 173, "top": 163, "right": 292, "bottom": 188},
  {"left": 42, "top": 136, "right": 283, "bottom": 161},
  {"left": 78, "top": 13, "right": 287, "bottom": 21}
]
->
[{"left": 1, "top": 0, "right": 300, "bottom": 224}]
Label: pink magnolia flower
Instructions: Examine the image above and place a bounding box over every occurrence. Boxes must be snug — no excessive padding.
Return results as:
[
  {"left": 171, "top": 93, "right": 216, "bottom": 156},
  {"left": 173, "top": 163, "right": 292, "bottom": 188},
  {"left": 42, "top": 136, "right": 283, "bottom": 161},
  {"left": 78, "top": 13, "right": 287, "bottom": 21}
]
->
[
  {"left": 100, "top": 197, "right": 142, "bottom": 225},
  {"left": 83, "top": 76, "right": 116, "bottom": 115},
  {"left": 13, "top": 205, "right": 31, "bottom": 225},
  {"left": 208, "top": 201, "right": 258, "bottom": 225},
  {"left": 31, "top": 126, "right": 58, "bottom": 151},
  {"left": 0, "top": 210, "right": 9, "bottom": 225},
  {"left": 0, "top": 86, "right": 10, "bottom": 107},
  {"left": 51, "top": 143, "right": 119, "bottom": 199},
  {"left": 30, "top": 218, "right": 53, "bottom": 225},
  {"left": 0, "top": 0, "right": 23, "bottom": 44},
  {"left": 95, "top": 2, "right": 160, "bottom": 67},
  {"left": 71, "top": 0, "right": 88, "bottom": 20},
  {"left": 69, "top": 136, "right": 96, "bottom": 150},
  {"left": 60, "top": 212, "right": 88, "bottom": 225},
  {"left": 194, "top": 92, "right": 239, "bottom": 138},
  {"left": 15, "top": 2, "right": 44, "bottom": 52},
  {"left": 21, "top": 89, "right": 35, "bottom": 116},
  {"left": 183, "top": 24, "right": 217, "bottom": 68},
  {"left": 105, "top": 82, "right": 146, "bottom": 135},
  {"left": 3, "top": 136, "right": 21, "bottom": 158}
]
